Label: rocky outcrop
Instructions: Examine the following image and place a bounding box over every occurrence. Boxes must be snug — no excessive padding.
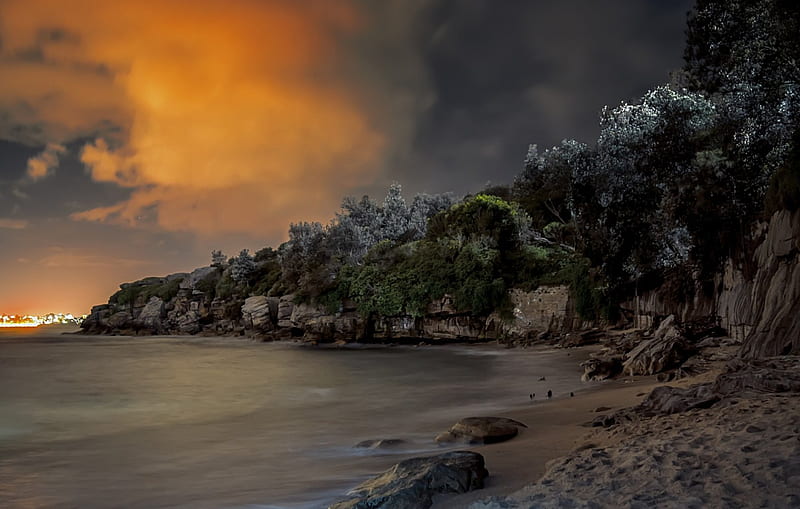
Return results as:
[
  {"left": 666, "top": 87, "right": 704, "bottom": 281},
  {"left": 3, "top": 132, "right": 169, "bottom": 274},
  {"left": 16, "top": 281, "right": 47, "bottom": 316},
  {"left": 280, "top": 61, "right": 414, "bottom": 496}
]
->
[
  {"left": 622, "top": 315, "right": 692, "bottom": 376},
  {"left": 330, "top": 451, "right": 488, "bottom": 509},
  {"left": 435, "top": 417, "right": 527, "bottom": 445},
  {"left": 490, "top": 287, "right": 576, "bottom": 342},
  {"left": 135, "top": 297, "right": 165, "bottom": 333}
]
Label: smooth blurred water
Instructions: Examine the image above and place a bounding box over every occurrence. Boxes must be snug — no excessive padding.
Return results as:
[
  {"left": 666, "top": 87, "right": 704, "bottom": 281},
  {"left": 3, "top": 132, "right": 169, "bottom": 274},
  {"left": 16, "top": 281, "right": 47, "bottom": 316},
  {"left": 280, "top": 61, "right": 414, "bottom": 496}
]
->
[{"left": 0, "top": 328, "right": 586, "bottom": 508}]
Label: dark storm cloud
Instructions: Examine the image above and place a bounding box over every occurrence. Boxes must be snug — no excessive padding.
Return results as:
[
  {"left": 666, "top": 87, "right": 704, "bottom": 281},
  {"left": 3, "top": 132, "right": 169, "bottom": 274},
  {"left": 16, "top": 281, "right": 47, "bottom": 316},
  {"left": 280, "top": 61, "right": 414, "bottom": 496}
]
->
[
  {"left": 386, "top": 0, "right": 694, "bottom": 195},
  {"left": 0, "top": 139, "right": 130, "bottom": 219}
]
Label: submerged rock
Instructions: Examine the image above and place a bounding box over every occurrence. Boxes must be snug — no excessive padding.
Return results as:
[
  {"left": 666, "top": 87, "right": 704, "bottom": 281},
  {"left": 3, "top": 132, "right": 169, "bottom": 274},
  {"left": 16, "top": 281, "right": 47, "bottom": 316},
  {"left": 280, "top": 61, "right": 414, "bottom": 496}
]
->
[
  {"left": 354, "top": 439, "right": 407, "bottom": 450},
  {"left": 330, "top": 451, "right": 488, "bottom": 509},
  {"left": 435, "top": 417, "right": 527, "bottom": 445}
]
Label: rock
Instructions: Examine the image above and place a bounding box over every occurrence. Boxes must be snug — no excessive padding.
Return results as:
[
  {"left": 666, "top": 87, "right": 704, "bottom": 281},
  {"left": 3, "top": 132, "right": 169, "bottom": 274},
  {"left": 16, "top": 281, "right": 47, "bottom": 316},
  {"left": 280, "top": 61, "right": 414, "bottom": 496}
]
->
[
  {"left": 241, "top": 296, "right": 273, "bottom": 331},
  {"left": 712, "top": 356, "right": 800, "bottom": 395},
  {"left": 591, "top": 414, "right": 616, "bottom": 428},
  {"left": 580, "top": 355, "right": 623, "bottom": 381},
  {"left": 135, "top": 296, "right": 165, "bottom": 332},
  {"left": 435, "top": 417, "right": 527, "bottom": 445},
  {"left": 80, "top": 304, "right": 113, "bottom": 333},
  {"left": 623, "top": 315, "right": 691, "bottom": 376},
  {"left": 620, "top": 356, "right": 800, "bottom": 422},
  {"left": 276, "top": 295, "right": 295, "bottom": 328},
  {"left": 176, "top": 310, "right": 201, "bottom": 334},
  {"left": 559, "top": 328, "right": 605, "bottom": 348},
  {"left": 354, "top": 439, "right": 406, "bottom": 450},
  {"left": 634, "top": 384, "right": 719, "bottom": 416},
  {"left": 727, "top": 210, "right": 800, "bottom": 357},
  {"left": 179, "top": 266, "right": 219, "bottom": 291},
  {"left": 330, "top": 451, "right": 488, "bottom": 509},
  {"left": 290, "top": 302, "right": 326, "bottom": 326},
  {"left": 107, "top": 311, "right": 133, "bottom": 330}
]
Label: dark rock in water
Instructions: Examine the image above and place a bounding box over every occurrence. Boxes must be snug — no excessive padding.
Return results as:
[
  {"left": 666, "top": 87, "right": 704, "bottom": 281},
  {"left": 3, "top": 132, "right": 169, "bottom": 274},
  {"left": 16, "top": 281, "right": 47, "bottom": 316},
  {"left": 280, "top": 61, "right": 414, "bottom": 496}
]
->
[
  {"left": 354, "top": 439, "right": 406, "bottom": 450},
  {"left": 329, "top": 451, "right": 487, "bottom": 509},
  {"left": 435, "top": 416, "right": 527, "bottom": 445}
]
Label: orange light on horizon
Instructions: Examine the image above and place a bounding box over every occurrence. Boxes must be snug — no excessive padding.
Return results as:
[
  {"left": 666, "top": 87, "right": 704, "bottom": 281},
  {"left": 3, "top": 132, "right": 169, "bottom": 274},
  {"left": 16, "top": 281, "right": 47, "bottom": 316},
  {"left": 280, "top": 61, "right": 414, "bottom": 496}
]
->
[{"left": 0, "top": 313, "right": 83, "bottom": 328}]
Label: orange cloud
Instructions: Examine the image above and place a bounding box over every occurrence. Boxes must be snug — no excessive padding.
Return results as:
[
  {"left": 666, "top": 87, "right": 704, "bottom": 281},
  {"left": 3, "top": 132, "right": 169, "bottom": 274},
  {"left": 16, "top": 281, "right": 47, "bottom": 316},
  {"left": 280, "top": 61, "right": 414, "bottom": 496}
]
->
[
  {"left": 0, "top": 0, "right": 384, "bottom": 237},
  {"left": 27, "top": 142, "right": 66, "bottom": 180}
]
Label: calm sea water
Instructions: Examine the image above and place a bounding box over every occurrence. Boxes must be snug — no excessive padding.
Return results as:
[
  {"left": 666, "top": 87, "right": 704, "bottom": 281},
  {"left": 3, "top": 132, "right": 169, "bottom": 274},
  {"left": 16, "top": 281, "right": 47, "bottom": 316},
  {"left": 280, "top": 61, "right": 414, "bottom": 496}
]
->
[{"left": 0, "top": 327, "right": 586, "bottom": 508}]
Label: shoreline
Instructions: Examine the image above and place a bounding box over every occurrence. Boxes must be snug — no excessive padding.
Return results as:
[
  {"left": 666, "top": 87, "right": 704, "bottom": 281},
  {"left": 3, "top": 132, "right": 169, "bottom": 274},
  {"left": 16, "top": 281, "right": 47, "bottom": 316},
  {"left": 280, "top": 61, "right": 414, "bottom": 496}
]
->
[{"left": 431, "top": 371, "right": 666, "bottom": 508}]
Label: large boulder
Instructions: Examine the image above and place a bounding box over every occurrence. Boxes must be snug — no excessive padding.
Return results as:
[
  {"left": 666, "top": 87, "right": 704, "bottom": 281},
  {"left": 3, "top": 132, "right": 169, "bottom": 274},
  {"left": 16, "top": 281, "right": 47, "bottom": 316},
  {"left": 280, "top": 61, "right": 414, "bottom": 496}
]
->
[
  {"left": 435, "top": 417, "right": 527, "bottom": 445},
  {"left": 623, "top": 315, "right": 691, "bottom": 376},
  {"left": 107, "top": 311, "right": 133, "bottom": 330},
  {"left": 290, "top": 301, "right": 327, "bottom": 327},
  {"left": 241, "top": 296, "right": 273, "bottom": 331},
  {"left": 135, "top": 296, "right": 165, "bottom": 332},
  {"left": 330, "top": 451, "right": 488, "bottom": 509}
]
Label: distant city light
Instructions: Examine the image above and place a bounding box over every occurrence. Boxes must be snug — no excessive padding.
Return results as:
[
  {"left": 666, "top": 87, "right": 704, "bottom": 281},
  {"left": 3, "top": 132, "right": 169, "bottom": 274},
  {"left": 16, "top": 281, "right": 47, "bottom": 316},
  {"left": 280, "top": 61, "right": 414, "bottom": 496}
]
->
[{"left": 0, "top": 313, "right": 84, "bottom": 328}]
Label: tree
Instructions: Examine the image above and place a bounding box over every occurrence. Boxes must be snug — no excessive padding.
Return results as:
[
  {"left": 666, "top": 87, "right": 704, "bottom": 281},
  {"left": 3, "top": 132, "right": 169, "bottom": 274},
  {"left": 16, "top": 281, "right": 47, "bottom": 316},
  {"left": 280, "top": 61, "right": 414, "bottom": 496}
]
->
[
  {"left": 379, "top": 182, "right": 411, "bottom": 241},
  {"left": 211, "top": 250, "right": 227, "bottom": 268},
  {"left": 230, "top": 249, "right": 256, "bottom": 285},
  {"left": 514, "top": 140, "right": 590, "bottom": 230}
]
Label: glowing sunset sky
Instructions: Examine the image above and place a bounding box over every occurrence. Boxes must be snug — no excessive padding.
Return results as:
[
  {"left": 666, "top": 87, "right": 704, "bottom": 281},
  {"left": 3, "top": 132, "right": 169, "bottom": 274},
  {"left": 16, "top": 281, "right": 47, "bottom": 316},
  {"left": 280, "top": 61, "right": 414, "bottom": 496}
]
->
[{"left": 0, "top": 0, "right": 691, "bottom": 315}]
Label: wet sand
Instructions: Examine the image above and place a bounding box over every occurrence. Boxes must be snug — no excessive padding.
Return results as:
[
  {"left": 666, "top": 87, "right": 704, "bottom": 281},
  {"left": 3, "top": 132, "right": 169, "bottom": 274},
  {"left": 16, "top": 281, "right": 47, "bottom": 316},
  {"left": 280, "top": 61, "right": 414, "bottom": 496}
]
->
[{"left": 432, "top": 373, "right": 666, "bottom": 508}]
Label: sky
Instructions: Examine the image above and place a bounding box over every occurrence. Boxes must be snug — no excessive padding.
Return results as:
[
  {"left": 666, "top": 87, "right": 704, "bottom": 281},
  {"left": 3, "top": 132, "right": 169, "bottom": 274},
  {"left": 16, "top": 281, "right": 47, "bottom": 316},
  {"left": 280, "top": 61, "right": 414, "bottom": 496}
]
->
[{"left": 0, "top": 0, "right": 693, "bottom": 315}]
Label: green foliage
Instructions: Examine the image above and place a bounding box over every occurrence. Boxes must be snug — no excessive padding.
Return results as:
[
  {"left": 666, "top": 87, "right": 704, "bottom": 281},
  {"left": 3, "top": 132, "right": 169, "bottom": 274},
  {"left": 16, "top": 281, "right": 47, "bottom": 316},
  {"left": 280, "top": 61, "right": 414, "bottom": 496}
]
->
[
  {"left": 109, "top": 276, "right": 185, "bottom": 306},
  {"left": 250, "top": 248, "right": 282, "bottom": 296},
  {"left": 214, "top": 272, "right": 237, "bottom": 300},
  {"left": 565, "top": 260, "right": 616, "bottom": 321},
  {"left": 427, "top": 194, "right": 524, "bottom": 251}
]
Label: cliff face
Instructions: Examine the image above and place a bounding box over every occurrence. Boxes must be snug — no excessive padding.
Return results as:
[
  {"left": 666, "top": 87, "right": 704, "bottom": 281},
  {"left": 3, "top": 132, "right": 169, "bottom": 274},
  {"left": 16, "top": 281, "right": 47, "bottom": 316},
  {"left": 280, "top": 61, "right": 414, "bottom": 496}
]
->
[
  {"left": 730, "top": 210, "right": 800, "bottom": 357},
  {"left": 81, "top": 276, "right": 578, "bottom": 344},
  {"left": 625, "top": 210, "right": 800, "bottom": 359}
]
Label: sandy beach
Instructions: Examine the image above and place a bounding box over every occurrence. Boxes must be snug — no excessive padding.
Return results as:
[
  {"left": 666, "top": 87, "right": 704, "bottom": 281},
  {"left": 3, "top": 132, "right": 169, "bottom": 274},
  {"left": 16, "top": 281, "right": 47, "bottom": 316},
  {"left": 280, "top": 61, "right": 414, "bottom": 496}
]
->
[
  {"left": 431, "top": 372, "right": 665, "bottom": 508},
  {"left": 431, "top": 352, "right": 800, "bottom": 509}
]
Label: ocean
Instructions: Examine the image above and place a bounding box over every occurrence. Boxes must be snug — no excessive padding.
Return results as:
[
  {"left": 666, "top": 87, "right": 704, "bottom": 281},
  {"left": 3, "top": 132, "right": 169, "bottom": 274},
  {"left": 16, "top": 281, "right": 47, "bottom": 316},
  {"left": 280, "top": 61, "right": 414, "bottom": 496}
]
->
[{"left": 0, "top": 327, "right": 586, "bottom": 508}]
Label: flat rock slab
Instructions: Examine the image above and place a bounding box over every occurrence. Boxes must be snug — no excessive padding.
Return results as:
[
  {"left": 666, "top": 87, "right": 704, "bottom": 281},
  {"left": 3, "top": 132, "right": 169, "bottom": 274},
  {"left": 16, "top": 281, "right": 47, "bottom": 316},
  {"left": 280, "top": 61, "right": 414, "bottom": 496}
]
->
[
  {"left": 436, "top": 417, "right": 528, "bottom": 445},
  {"left": 330, "top": 450, "right": 488, "bottom": 509}
]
